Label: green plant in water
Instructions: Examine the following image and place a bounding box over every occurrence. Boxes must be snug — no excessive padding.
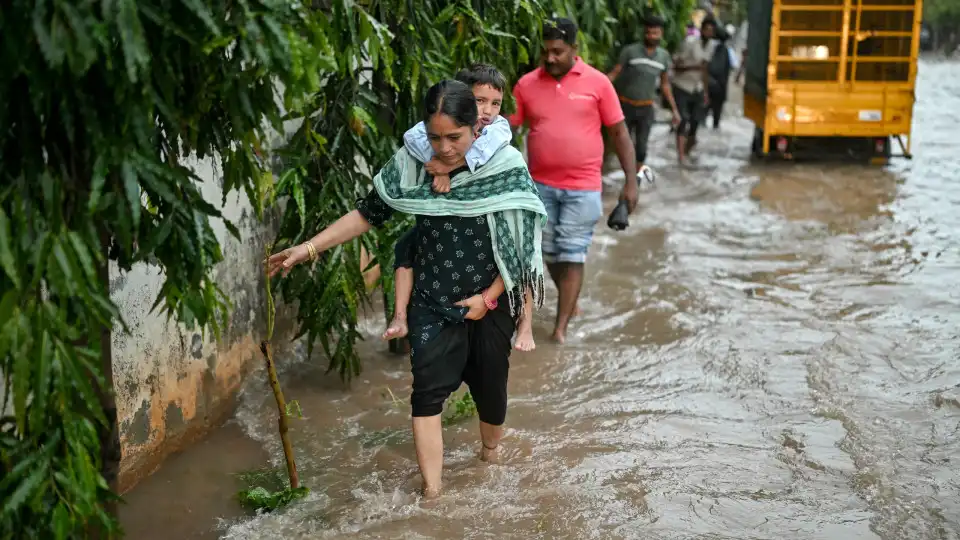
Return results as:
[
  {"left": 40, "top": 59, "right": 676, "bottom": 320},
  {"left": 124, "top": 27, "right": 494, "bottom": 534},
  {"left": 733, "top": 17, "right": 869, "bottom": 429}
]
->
[
  {"left": 237, "top": 486, "right": 310, "bottom": 513},
  {"left": 233, "top": 464, "right": 308, "bottom": 512},
  {"left": 286, "top": 400, "right": 305, "bottom": 420},
  {"left": 442, "top": 391, "right": 478, "bottom": 426}
]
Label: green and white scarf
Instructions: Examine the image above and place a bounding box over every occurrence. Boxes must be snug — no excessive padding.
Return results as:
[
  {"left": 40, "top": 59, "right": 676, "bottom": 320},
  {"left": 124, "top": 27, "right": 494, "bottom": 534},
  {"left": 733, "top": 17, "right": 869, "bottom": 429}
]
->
[{"left": 372, "top": 144, "right": 548, "bottom": 315}]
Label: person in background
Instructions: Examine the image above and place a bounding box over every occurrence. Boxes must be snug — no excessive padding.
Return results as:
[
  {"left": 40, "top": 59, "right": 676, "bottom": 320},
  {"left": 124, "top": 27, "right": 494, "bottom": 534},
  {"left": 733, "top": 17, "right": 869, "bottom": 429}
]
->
[
  {"left": 672, "top": 16, "right": 718, "bottom": 165},
  {"left": 509, "top": 17, "right": 638, "bottom": 344},
  {"left": 706, "top": 25, "right": 737, "bottom": 129},
  {"left": 607, "top": 15, "right": 681, "bottom": 182}
]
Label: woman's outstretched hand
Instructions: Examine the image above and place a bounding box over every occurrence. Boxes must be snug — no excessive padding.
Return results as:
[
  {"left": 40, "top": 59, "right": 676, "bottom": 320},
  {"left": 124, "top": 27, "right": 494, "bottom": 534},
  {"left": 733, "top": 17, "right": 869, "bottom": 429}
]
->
[
  {"left": 456, "top": 294, "right": 489, "bottom": 320},
  {"left": 266, "top": 244, "right": 310, "bottom": 278}
]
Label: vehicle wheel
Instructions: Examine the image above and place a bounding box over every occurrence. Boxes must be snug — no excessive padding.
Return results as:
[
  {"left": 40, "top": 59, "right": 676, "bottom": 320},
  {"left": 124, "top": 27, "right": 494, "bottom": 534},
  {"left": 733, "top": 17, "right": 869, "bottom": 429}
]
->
[{"left": 867, "top": 136, "right": 891, "bottom": 166}]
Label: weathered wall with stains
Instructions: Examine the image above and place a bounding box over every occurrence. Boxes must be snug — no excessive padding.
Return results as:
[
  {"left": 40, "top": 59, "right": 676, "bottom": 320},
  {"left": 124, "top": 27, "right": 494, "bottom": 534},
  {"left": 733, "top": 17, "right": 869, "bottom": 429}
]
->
[{"left": 111, "top": 155, "right": 285, "bottom": 493}]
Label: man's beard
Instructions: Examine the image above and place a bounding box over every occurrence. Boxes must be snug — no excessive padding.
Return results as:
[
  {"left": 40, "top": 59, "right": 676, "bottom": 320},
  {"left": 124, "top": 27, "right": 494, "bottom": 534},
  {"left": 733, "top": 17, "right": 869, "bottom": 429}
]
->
[{"left": 546, "top": 62, "right": 569, "bottom": 74}]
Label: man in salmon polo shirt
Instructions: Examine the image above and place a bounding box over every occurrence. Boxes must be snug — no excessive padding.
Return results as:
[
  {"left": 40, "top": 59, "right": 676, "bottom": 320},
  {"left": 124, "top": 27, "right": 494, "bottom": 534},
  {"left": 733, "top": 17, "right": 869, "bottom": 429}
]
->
[{"left": 510, "top": 17, "right": 638, "bottom": 344}]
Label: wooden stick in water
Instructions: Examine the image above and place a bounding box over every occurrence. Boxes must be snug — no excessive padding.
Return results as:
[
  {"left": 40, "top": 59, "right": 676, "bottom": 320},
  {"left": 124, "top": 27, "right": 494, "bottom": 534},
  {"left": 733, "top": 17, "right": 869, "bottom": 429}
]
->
[
  {"left": 259, "top": 339, "right": 299, "bottom": 489},
  {"left": 260, "top": 244, "right": 299, "bottom": 489}
]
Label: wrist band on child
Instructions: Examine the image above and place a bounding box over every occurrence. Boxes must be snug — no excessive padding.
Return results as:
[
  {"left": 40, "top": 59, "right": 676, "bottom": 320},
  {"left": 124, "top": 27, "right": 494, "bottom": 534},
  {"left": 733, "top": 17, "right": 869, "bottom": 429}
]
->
[{"left": 481, "top": 290, "right": 498, "bottom": 310}]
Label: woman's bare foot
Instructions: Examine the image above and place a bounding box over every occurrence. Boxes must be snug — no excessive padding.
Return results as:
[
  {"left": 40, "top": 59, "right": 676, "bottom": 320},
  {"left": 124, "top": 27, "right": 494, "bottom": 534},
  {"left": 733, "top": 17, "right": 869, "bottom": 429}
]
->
[
  {"left": 480, "top": 443, "right": 500, "bottom": 463},
  {"left": 420, "top": 483, "right": 442, "bottom": 499},
  {"left": 514, "top": 322, "right": 536, "bottom": 352},
  {"left": 382, "top": 316, "right": 408, "bottom": 340}
]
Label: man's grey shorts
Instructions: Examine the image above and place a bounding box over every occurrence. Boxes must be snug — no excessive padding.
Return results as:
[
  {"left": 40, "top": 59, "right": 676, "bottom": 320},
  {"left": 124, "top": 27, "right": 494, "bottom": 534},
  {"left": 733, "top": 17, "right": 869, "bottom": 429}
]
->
[{"left": 536, "top": 182, "right": 603, "bottom": 264}]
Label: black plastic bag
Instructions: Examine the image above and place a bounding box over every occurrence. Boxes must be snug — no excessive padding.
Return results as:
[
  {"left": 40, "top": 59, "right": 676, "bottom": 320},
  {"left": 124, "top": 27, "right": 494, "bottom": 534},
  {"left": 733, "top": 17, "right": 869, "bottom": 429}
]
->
[{"left": 607, "top": 199, "right": 630, "bottom": 231}]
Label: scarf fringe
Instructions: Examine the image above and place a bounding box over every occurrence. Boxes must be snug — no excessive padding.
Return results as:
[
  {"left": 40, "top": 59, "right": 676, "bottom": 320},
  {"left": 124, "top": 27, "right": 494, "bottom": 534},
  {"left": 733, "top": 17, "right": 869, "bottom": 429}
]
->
[{"left": 507, "top": 271, "right": 546, "bottom": 319}]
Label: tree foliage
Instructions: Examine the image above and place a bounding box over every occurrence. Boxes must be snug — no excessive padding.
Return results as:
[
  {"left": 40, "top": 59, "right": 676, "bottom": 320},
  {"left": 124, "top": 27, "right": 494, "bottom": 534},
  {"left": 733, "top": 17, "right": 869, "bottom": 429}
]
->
[
  {"left": 925, "top": 0, "right": 960, "bottom": 27},
  {"left": 924, "top": 0, "right": 960, "bottom": 52},
  {"left": 271, "top": 0, "right": 695, "bottom": 382},
  {"left": 561, "top": 0, "right": 696, "bottom": 69},
  {"left": 0, "top": 1, "right": 323, "bottom": 537}
]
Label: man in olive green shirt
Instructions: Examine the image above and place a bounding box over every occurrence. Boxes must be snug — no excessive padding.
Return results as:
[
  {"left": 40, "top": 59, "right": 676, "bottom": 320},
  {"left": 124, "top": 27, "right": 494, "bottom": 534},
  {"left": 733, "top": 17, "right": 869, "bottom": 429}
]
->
[{"left": 608, "top": 15, "right": 681, "bottom": 179}]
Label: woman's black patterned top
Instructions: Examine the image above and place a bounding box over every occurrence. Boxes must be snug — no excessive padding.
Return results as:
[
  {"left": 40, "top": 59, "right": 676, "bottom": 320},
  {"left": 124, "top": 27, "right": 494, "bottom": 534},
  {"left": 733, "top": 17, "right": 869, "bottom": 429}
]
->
[{"left": 356, "top": 166, "right": 500, "bottom": 350}]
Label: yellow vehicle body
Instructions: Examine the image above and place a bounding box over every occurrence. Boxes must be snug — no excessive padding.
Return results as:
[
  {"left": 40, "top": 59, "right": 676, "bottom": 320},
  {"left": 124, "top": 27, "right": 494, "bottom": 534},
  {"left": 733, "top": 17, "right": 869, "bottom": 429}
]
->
[{"left": 743, "top": 0, "right": 922, "bottom": 160}]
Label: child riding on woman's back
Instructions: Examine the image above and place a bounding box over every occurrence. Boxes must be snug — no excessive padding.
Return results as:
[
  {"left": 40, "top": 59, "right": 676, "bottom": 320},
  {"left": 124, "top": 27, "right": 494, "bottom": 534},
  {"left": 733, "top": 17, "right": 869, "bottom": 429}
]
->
[{"left": 383, "top": 64, "right": 537, "bottom": 352}]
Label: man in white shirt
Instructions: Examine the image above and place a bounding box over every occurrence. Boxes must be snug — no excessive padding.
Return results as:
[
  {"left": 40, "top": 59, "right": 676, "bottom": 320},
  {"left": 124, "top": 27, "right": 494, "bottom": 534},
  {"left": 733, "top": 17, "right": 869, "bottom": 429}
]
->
[{"left": 672, "top": 16, "right": 718, "bottom": 164}]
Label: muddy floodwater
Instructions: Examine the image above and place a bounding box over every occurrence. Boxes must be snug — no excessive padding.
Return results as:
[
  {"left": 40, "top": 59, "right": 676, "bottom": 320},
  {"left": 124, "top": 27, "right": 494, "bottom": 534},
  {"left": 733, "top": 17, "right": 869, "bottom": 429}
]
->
[{"left": 121, "top": 60, "right": 960, "bottom": 539}]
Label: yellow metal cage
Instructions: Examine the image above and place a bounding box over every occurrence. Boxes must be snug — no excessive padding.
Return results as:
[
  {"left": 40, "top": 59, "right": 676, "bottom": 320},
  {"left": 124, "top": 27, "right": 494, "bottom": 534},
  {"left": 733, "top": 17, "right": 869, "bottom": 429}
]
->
[{"left": 744, "top": 0, "right": 922, "bottom": 158}]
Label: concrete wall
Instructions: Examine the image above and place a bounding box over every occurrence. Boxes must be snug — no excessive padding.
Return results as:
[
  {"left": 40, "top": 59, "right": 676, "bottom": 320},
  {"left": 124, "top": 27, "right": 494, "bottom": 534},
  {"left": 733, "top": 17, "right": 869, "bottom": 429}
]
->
[{"left": 111, "top": 155, "right": 284, "bottom": 492}]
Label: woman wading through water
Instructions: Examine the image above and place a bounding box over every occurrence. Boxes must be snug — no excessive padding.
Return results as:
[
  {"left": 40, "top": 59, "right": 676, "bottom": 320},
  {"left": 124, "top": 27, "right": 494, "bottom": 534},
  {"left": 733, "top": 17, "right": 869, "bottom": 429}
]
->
[{"left": 266, "top": 80, "right": 547, "bottom": 497}]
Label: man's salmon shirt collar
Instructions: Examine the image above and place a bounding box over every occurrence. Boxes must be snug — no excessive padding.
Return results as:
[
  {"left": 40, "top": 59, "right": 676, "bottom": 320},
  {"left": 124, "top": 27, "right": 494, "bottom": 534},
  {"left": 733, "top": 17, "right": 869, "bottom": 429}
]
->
[{"left": 538, "top": 57, "right": 587, "bottom": 79}]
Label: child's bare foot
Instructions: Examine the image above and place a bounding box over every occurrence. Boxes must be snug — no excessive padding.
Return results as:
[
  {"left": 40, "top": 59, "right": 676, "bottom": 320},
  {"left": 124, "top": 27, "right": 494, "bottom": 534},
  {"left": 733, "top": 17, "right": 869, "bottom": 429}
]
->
[
  {"left": 514, "top": 323, "right": 536, "bottom": 352},
  {"left": 382, "top": 316, "right": 408, "bottom": 340}
]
